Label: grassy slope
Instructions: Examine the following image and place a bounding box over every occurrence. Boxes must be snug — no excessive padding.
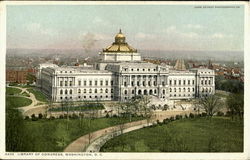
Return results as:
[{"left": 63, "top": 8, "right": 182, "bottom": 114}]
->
[
  {"left": 6, "top": 96, "right": 32, "bottom": 109},
  {"left": 6, "top": 87, "right": 22, "bottom": 95},
  {"left": 20, "top": 117, "right": 143, "bottom": 152},
  {"left": 101, "top": 117, "right": 243, "bottom": 152},
  {"left": 27, "top": 88, "right": 48, "bottom": 103}
]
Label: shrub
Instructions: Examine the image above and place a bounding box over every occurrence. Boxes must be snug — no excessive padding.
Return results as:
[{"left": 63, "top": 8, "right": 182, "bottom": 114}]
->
[
  {"left": 24, "top": 116, "right": 30, "bottom": 120},
  {"left": 163, "top": 118, "right": 169, "bottom": 124},
  {"left": 189, "top": 113, "right": 195, "bottom": 118},
  {"left": 170, "top": 116, "right": 175, "bottom": 121},
  {"left": 59, "top": 115, "right": 64, "bottom": 119},
  {"left": 175, "top": 115, "right": 181, "bottom": 120},
  {"left": 72, "top": 113, "right": 79, "bottom": 119},
  {"left": 217, "top": 111, "right": 224, "bottom": 116},
  {"left": 156, "top": 119, "right": 160, "bottom": 124},
  {"left": 31, "top": 114, "right": 38, "bottom": 121},
  {"left": 49, "top": 116, "right": 55, "bottom": 120},
  {"left": 185, "top": 114, "right": 188, "bottom": 119},
  {"left": 201, "top": 112, "right": 207, "bottom": 117},
  {"left": 38, "top": 113, "right": 43, "bottom": 119},
  {"left": 113, "top": 114, "right": 118, "bottom": 118},
  {"left": 105, "top": 113, "right": 110, "bottom": 118}
]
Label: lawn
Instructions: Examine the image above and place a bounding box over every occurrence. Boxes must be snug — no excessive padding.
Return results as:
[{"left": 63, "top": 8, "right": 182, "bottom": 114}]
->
[
  {"left": 6, "top": 116, "right": 143, "bottom": 152},
  {"left": 6, "top": 87, "right": 22, "bottom": 95},
  {"left": 100, "top": 117, "right": 243, "bottom": 152},
  {"left": 6, "top": 96, "right": 32, "bottom": 109},
  {"left": 27, "top": 88, "right": 48, "bottom": 103}
]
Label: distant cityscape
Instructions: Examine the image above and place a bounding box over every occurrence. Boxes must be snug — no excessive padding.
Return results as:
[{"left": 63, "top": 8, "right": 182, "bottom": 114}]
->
[{"left": 6, "top": 48, "right": 244, "bottom": 85}]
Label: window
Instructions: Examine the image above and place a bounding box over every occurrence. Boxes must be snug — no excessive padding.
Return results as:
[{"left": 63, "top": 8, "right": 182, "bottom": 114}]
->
[
  {"left": 78, "top": 96, "right": 81, "bottom": 99},
  {"left": 111, "top": 80, "right": 113, "bottom": 85},
  {"left": 201, "top": 80, "right": 203, "bottom": 85},
  {"left": 70, "top": 89, "right": 72, "bottom": 94},
  {"left": 95, "top": 89, "right": 97, "bottom": 93},
  {"left": 78, "top": 89, "right": 81, "bottom": 94},
  {"left": 188, "top": 80, "right": 190, "bottom": 85},
  {"left": 89, "top": 89, "right": 92, "bottom": 93},
  {"left": 148, "top": 81, "right": 151, "bottom": 86},
  {"left": 163, "top": 90, "right": 165, "bottom": 94},
  {"left": 205, "top": 80, "right": 207, "bottom": 85},
  {"left": 84, "top": 89, "right": 86, "bottom": 93},
  {"left": 100, "top": 88, "right": 103, "bottom": 93},
  {"left": 170, "top": 88, "right": 172, "bottom": 92},
  {"left": 78, "top": 81, "right": 81, "bottom": 86},
  {"left": 111, "top": 89, "right": 113, "bottom": 93},
  {"left": 132, "top": 81, "right": 134, "bottom": 86},
  {"left": 193, "top": 80, "right": 195, "bottom": 85},
  {"left": 95, "top": 80, "right": 98, "bottom": 86},
  {"left": 183, "top": 88, "right": 186, "bottom": 92},
  {"left": 179, "top": 80, "right": 181, "bottom": 85},
  {"left": 193, "top": 88, "right": 195, "bottom": 92},
  {"left": 106, "top": 80, "right": 108, "bottom": 86},
  {"left": 179, "top": 88, "right": 181, "bottom": 92},
  {"left": 84, "top": 96, "right": 86, "bottom": 98},
  {"left": 162, "top": 81, "right": 165, "bottom": 86},
  {"left": 124, "top": 90, "right": 128, "bottom": 95},
  {"left": 143, "top": 81, "right": 145, "bottom": 86},
  {"left": 174, "top": 88, "right": 176, "bottom": 92},
  {"left": 105, "top": 89, "right": 108, "bottom": 93},
  {"left": 100, "top": 81, "right": 103, "bottom": 86},
  {"left": 69, "top": 81, "right": 72, "bottom": 86},
  {"left": 84, "top": 81, "right": 87, "bottom": 86},
  {"left": 154, "top": 89, "right": 157, "bottom": 94},
  {"left": 174, "top": 80, "right": 176, "bottom": 85},
  {"left": 60, "top": 90, "right": 63, "bottom": 95},
  {"left": 188, "top": 88, "right": 190, "bottom": 92},
  {"left": 154, "top": 81, "right": 157, "bottom": 86},
  {"left": 89, "top": 81, "right": 92, "bottom": 86},
  {"left": 60, "top": 97, "right": 63, "bottom": 99},
  {"left": 169, "top": 80, "right": 172, "bottom": 85},
  {"left": 132, "top": 90, "right": 134, "bottom": 94},
  {"left": 137, "top": 81, "right": 140, "bottom": 86},
  {"left": 65, "top": 90, "right": 68, "bottom": 94},
  {"left": 124, "top": 82, "right": 127, "bottom": 86},
  {"left": 60, "top": 81, "right": 63, "bottom": 86},
  {"left": 65, "top": 81, "right": 68, "bottom": 86},
  {"left": 208, "top": 80, "right": 211, "bottom": 85},
  {"left": 183, "top": 80, "right": 186, "bottom": 85}
]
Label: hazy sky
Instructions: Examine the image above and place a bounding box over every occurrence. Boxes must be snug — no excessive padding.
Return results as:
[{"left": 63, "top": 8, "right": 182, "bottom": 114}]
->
[{"left": 7, "top": 5, "right": 244, "bottom": 51}]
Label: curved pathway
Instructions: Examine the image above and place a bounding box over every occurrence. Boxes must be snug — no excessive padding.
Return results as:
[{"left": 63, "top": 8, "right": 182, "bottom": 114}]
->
[
  {"left": 64, "top": 110, "right": 193, "bottom": 152},
  {"left": 7, "top": 86, "right": 47, "bottom": 114}
]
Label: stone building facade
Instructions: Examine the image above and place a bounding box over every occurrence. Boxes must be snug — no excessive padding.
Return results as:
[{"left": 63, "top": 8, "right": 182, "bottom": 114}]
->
[{"left": 37, "top": 30, "right": 215, "bottom": 102}]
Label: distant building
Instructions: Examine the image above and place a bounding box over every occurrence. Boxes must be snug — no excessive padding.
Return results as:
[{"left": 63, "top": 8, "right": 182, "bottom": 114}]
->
[
  {"left": 6, "top": 70, "right": 28, "bottom": 84},
  {"left": 37, "top": 30, "right": 215, "bottom": 102}
]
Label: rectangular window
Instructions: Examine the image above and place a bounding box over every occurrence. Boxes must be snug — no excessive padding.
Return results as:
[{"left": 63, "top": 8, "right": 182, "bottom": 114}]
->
[
  {"left": 188, "top": 80, "right": 190, "bottom": 85},
  {"left": 78, "top": 81, "right": 81, "bottom": 86},
  {"left": 60, "top": 81, "right": 63, "bottom": 86},
  {"left": 100, "top": 81, "right": 103, "bottom": 86},
  {"left": 95, "top": 80, "right": 98, "bottom": 86},
  {"left": 65, "top": 81, "right": 68, "bottom": 86},
  {"left": 111, "top": 80, "right": 113, "bottom": 85},
  {"left": 193, "top": 80, "right": 195, "bottom": 85},
  {"left": 111, "top": 89, "right": 113, "bottom": 93},
  {"left": 169, "top": 80, "right": 172, "bottom": 85},
  {"left": 183, "top": 80, "right": 186, "bottom": 85},
  {"left": 106, "top": 80, "right": 108, "bottom": 86},
  {"left": 89, "top": 81, "right": 92, "bottom": 86},
  {"left": 84, "top": 80, "right": 87, "bottom": 86},
  {"left": 174, "top": 80, "right": 176, "bottom": 85},
  {"left": 179, "top": 80, "right": 181, "bottom": 85},
  {"left": 69, "top": 81, "right": 72, "bottom": 86}
]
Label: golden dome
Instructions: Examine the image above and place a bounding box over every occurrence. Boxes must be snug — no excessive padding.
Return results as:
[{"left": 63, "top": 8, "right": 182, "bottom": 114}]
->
[
  {"left": 103, "top": 29, "right": 137, "bottom": 53},
  {"left": 115, "top": 29, "right": 125, "bottom": 38}
]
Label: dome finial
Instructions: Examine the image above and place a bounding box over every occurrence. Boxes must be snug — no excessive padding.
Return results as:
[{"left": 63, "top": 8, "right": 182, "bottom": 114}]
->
[{"left": 119, "top": 29, "right": 122, "bottom": 34}]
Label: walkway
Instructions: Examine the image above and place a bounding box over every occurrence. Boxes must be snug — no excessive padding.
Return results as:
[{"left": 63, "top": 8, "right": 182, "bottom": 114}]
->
[
  {"left": 64, "top": 110, "right": 193, "bottom": 152},
  {"left": 7, "top": 86, "right": 46, "bottom": 114}
]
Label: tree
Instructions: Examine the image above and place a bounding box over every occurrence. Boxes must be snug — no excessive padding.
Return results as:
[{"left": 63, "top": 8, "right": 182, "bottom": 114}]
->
[
  {"left": 138, "top": 96, "right": 153, "bottom": 126},
  {"left": 6, "top": 109, "right": 26, "bottom": 151},
  {"left": 54, "top": 123, "right": 70, "bottom": 148},
  {"left": 226, "top": 93, "right": 244, "bottom": 120},
  {"left": 199, "top": 95, "right": 221, "bottom": 121}
]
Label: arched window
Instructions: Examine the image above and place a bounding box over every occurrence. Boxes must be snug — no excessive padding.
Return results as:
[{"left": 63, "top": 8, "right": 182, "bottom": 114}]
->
[
  {"left": 60, "top": 90, "right": 63, "bottom": 95},
  {"left": 170, "top": 88, "right": 172, "bottom": 92},
  {"left": 124, "top": 90, "right": 128, "bottom": 95},
  {"left": 84, "top": 89, "right": 86, "bottom": 93},
  {"left": 163, "top": 90, "right": 165, "bottom": 94},
  {"left": 70, "top": 89, "right": 72, "bottom": 94},
  {"left": 65, "top": 90, "right": 68, "bottom": 95},
  {"left": 105, "top": 89, "right": 108, "bottom": 93},
  {"left": 95, "top": 89, "right": 97, "bottom": 93},
  {"left": 100, "top": 88, "right": 103, "bottom": 93},
  {"left": 78, "top": 89, "right": 81, "bottom": 94}
]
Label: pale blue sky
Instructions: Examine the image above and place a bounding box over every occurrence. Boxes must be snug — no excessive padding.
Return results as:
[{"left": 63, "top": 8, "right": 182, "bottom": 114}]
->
[{"left": 7, "top": 5, "right": 244, "bottom": 51}]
